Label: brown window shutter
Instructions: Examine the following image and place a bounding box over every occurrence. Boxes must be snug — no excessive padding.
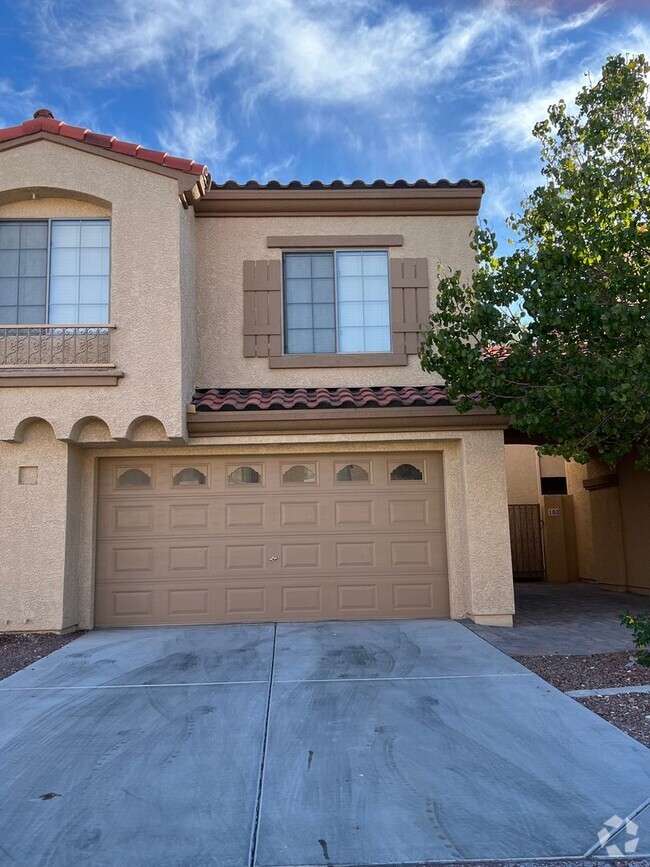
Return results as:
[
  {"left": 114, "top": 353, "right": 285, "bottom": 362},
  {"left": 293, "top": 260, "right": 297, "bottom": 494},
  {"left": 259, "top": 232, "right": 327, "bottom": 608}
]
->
[
  {"left": 243, "top": 260, "right": 282, "bottom": 357},
  {"left": 390, "top": 258, "right": 430, "bottom": 355}
]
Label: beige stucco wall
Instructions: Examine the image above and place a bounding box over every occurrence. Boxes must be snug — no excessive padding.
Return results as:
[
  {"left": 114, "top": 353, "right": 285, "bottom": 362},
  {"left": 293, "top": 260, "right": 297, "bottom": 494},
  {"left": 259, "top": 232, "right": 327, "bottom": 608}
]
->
[
  {"left": 0, "top": 140, "right": 517, "bottom": 632},
  {"left": 618, "top": 455, "right": 650, "bottom": 594},
  {"left": 505, "top": 445, "right": 541, "bottom": 505},
  {"left": 0, "top": 426, "right": 514, "bottom": 631},
  {"left": 194, "top": 214, "right": 475, "bottom": 388},
  {"left": 566, "top": 458, "right": 627, "bottom": 589},
  {"left": 0, "top": 139, "right": 195, "bottom": 443},
  {"left": 567, "top": 455, "right": 650, "bottom": 594},
  {"left": 539, "top": 454, "right": 566, "bottom": 478},
  {"left": 0, "top": 422, "right": 72, "bottom": 630}
]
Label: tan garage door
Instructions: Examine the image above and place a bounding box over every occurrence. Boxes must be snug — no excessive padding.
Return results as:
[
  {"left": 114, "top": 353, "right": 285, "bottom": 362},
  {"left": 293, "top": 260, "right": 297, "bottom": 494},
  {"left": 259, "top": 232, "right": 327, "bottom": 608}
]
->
[{"left": 95, "top": 453, "right": 449, "bottom": 626}]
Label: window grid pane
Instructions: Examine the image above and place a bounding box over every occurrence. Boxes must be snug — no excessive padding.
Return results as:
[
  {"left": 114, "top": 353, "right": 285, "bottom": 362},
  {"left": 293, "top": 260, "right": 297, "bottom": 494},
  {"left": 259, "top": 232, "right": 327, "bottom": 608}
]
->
[
  {"left": 284, "top": 253, "right": 335, "bottom": 354},
  {"left": 0, "top": 222, "right": 48, "bottom": 324},
  {"left": 336, "top": 251, "right": 390, "bottom": 352},
  {"left": 49, "top": 220, "right": 110, "bottom": 324}
]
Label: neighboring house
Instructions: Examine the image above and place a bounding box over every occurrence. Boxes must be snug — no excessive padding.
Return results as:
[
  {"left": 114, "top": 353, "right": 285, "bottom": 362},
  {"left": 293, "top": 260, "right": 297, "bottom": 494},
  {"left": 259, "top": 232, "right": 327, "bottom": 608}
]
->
[
  {"left": 0, "top": 109, "right": 514, "bottom": 633},
  {"left": 566, "top": 455, "right": 650, "bottom": 597},
  {"left": 505, "top": 446, "right": 578, "bottom": 584},
  {"left": 505, "top": 444, "right": 650, "bottom": 597}
]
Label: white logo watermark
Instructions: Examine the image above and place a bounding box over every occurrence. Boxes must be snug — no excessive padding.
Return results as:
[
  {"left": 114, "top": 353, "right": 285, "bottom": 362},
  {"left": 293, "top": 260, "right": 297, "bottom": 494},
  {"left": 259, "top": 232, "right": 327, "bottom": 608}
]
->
[{"left": 597, "top": 814, "right": 640, "bottom": 857}]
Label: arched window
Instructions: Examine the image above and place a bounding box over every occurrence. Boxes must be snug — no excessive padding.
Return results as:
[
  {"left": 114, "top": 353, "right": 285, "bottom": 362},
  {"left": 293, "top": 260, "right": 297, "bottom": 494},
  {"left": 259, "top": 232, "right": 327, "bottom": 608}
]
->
[
  {"left": 282, "top": 464, "right": 316, "bottom": 484},
  {"left": 228, "top": 466, "right": 261, "bottom": 484},
  {"left": 390, "top": 463, "right": 423, "bottom": 481},
  {"left": 116, "top": 468, "right": 151, "bottom": 488},
  {"left": 336, "top": 463, "right": 369, "bottom": 482},
  {"left": 173, "top": 467, "right": 207, "bottom": 487}
]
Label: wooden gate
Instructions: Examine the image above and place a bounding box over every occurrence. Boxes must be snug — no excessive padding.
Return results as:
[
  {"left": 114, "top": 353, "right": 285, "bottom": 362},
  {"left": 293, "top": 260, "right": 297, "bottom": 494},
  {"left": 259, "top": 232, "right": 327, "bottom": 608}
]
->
[{"left": 508, "top": 504, "right": 546, "bottom": 580}]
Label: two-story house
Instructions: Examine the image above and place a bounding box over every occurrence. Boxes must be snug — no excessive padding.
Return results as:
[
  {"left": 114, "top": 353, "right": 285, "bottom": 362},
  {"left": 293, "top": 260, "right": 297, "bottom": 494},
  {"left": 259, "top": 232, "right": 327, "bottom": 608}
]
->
[{"left": 0, "top": 109, "right": 514, "bottom": 633}]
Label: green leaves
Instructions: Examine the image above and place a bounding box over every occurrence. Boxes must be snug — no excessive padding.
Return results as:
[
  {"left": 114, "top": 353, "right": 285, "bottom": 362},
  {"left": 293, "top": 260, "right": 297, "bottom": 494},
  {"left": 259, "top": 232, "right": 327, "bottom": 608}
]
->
[{"left": 420, "top": 54, "right": 650, "bottom": 469}]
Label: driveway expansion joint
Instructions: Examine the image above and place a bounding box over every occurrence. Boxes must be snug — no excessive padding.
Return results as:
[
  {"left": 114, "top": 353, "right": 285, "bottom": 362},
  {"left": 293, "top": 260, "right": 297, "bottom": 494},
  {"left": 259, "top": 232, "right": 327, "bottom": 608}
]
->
[
  {"left": 0, "top": 679, "right": 269, "bottom": 690},
  {"left": 249, "top": 621, "right": 278, "bottom": 867},
  {"left": 583, "top": 795, "right": 650, "bottom": 857}
]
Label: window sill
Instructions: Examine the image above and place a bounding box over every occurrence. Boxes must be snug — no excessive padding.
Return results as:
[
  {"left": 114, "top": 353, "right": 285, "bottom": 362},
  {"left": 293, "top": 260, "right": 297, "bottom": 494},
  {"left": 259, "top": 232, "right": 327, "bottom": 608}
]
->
[
  {"left": 268, "top": 352, "right": 407, "bottom": 368},
  {"left": 0, "top": 366, "right": 124, "bottom": 387}
]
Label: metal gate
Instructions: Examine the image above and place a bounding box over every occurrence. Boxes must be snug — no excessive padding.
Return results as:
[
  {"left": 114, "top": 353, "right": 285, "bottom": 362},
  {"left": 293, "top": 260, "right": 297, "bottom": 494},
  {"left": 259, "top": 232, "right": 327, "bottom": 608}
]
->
[{"left": 508, "top": 504, "right": 546, "bottom": 580}]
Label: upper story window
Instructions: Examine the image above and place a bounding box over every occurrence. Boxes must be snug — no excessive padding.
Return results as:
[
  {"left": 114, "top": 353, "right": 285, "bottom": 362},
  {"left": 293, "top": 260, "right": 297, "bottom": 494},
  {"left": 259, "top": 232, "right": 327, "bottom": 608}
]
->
[
  {"left": 283, "top": 250, "right": 390, "bottom": 354},
  {"left": 0, "top": 219, "right": 110, "bottom": 325}
]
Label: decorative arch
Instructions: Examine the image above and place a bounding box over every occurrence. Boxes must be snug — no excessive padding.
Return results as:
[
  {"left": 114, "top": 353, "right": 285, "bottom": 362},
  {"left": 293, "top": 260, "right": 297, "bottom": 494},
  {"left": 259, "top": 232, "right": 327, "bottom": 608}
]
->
[
  {"left": 0, "top": 186, "right": 111, "bottom": 214},
  {"left": 67, "top": 416, "right": 113, "bottom": 444},
  {"left": 125, "top": 415, "right": 168, "bottom": 443},
  {"left": 11, "top": 416, "right": 58, "bottom": 443}
]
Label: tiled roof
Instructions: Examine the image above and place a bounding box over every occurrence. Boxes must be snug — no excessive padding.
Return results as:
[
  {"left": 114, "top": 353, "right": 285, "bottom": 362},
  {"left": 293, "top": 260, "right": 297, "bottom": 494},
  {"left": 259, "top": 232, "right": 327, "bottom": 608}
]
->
[
  {"left": 192, "top": 385, "right": 452, "bottom": 412},
  {"left": 0, "top": 109, "right": 207, "bottom": 176},
  {"left": 211, "top": 178, "right": 484, "bottom": 192}
]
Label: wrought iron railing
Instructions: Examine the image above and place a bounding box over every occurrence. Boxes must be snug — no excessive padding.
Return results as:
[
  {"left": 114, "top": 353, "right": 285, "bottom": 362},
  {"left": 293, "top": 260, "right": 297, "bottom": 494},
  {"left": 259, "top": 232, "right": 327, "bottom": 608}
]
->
[{"left": 0, "top": 325, "right": 114, "bottom": 366}]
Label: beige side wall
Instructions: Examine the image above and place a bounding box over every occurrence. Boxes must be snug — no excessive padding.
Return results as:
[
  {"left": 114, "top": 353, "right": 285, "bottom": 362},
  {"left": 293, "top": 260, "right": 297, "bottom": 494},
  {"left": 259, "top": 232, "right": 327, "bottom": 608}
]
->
[
  {"left": 618, "top": 456, "right": 650, "bottom": 594},
  {"left": 539, "top": 454, "right": 566, "bottom": 478},
  {"left": 505, "top": 445, "right": 541, "bottom": 505},
  {"left": 0, "top": 423, "right": 73, "bottom": 630},
  {"left": 179, "top": 206, "right": 197, "bottom": 436},
  {"left": 566, "top": 459, "right": 627, "bottom": 588},
  {"left": 1, "top": 426, "right": 514, "bottom": 631},
  {"left": 461, "top": 431, "right": 515, "bottom": 625},
  {"left": 194, "top": 214, "right": 475, "bottom": 388},
  {"left": 0, "top": 139, "right": 194, "bottom": 442}
]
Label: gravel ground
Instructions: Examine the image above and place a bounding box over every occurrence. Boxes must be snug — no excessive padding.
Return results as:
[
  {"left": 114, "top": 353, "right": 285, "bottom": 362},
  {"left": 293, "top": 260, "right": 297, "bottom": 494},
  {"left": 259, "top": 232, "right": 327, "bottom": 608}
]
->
[
  {"left": 515, "top": 650, "right": 650, "bottom": 691},
  {"left": 578, "top": 693, "right": 650, "bottom": 748},
  {"left": 0, "top": 631, "right": 84, "bottom": 680},
  {"left": 515, "top": 651, "right": 650, "bottom": 747}
]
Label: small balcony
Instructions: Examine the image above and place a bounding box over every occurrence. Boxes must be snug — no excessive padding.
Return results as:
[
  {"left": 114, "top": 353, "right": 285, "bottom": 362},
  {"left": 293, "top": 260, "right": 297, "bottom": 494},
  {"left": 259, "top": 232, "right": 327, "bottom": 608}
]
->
[{"left": 0, "top": 325, "right": 122, "bottom": 387}]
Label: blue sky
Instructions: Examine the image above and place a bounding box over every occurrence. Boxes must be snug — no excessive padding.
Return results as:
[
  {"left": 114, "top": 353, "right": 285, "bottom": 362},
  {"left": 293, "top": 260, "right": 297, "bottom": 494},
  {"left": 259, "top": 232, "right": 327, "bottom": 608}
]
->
[{"left": 0, "top": 0, "right": 648, "bottom": 244}]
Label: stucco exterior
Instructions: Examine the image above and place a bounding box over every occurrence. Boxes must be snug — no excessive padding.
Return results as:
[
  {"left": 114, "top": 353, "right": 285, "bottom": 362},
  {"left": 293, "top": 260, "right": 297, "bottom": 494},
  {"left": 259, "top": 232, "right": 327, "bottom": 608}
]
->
[
  {"left": 195, "top": 214, "right": 473, "bottom": 388},
  {"left": 567, "top": 456, "right": 650, "bottom": 595},
  {"left": 0, "top": 117, "right": 515, "bottom": 633},
  {"left": 1, "top": 427, "right": 513, "bottom": 631},
  {"left": 0, "top": 139, "right": 191, "bottom": 442},
  {"left": 505, "top": 445, "right": 541, "bottom": 505}
]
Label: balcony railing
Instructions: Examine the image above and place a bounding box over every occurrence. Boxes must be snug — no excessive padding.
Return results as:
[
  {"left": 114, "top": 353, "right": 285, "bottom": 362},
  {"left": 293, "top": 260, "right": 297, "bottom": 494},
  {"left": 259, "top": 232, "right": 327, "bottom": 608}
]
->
[{"left": 0, "top": 325, "right": 114, "bottom": 366}]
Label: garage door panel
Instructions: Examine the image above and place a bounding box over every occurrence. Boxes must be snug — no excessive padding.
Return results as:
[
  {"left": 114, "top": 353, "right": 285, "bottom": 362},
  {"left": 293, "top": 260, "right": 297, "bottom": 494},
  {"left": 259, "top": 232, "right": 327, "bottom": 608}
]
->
[
  {"left": 224, "top": 543, "right": 267, "bottom": 571},
  {"left": 224, "top": 501, "right": 266, "bottom": 529},
  {"left": 95, "top": 453, "right": 449, "bottom": 626},
  {"left": 280, "top": 500, "right": 320, "bottom": 527},
  {"left": 168, "top": 545, "right": 210, "bottom": 573}
]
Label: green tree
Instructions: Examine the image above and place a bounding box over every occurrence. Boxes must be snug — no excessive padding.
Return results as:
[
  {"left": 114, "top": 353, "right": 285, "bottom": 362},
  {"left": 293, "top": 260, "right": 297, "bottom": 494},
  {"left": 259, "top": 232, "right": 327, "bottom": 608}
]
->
[{"left": 420, "top": 54, "right": 650, "bottom": 467}]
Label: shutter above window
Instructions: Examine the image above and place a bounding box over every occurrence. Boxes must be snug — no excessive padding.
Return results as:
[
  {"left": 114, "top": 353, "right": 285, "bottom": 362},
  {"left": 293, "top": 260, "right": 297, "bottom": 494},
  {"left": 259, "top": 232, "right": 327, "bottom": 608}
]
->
[
  {"left": 243, "top": 260, "right": 282, "bottom": 357},
  {"left": 390, "top": 257, "right": 430, "bottom": 355}
]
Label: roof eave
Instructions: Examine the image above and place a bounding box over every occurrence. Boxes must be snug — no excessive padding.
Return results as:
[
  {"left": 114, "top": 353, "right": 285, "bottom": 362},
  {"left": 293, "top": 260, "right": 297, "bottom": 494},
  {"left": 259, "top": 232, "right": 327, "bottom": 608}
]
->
[
  {"left": 195, "top": 186, "right": 484, "bottom": 217},
  {"left": 0, "top": 131, "right": 212, "bottom": 209}
]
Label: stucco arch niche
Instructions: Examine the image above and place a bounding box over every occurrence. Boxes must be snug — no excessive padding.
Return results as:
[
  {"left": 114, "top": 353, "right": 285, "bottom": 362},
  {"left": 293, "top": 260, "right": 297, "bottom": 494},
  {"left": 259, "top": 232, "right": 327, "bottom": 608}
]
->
[
  {"left": 9, "top": 417, "right": 59, "bottom": 444},
  {"left": 122, "top": 415, "right": 169, "bottom": 443},
  {"left": 0, "top": 186, "right": 111, "bottom": 218},
  {"left": 66, "top": 416, "right": 114, "bottom": 444}
]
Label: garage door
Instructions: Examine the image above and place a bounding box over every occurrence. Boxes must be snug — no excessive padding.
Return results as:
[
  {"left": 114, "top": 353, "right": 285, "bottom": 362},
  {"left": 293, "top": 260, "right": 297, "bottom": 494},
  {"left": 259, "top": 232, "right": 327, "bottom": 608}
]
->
[{"left": 95, "top": 453, "right": 449, "bottom": 626}]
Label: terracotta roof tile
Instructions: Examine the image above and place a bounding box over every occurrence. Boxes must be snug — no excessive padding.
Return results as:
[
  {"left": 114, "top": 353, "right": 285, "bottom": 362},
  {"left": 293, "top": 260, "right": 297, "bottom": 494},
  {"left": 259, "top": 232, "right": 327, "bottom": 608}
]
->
[
  {"left": 211, "top": 178, "right": 484, "bottom": 192},
  {"left": 0, "top": 109, "right": 209, "bottom": 178},
  {"left": 192, "top": 385, "right": 452, "bottom": 413}
]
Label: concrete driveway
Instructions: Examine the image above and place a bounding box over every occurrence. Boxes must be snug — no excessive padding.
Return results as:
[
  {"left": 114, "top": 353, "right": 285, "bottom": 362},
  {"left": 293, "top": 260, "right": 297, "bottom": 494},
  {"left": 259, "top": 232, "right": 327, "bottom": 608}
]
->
[{"left": 1, "top": 620, "right": 649, "bottom": 867}]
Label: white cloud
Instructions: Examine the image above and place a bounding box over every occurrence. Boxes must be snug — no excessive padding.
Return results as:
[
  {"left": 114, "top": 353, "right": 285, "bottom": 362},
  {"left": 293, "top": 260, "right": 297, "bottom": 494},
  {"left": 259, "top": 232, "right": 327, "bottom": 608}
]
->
[
  {"left": 467, "top": 4, "right": 649, "bottom": 155},
  {"left": 16, "top": 0, "right": 650, "bottom": 223},
  {"left": 475, "top": 72, "right": 589, "bottom": 153},
  {"left": 31, "top": 0, "right": 506, "bottom": 104}
]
